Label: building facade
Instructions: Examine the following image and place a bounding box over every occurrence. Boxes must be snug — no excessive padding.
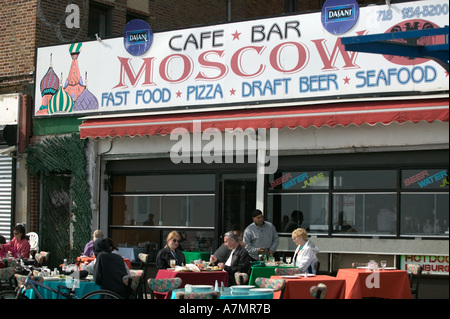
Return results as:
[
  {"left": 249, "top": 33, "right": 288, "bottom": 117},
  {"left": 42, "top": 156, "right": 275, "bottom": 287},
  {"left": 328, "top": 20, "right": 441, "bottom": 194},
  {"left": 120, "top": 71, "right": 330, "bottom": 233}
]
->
[{"left": 1, "top": 0, "right": 448, "bottom": 297}]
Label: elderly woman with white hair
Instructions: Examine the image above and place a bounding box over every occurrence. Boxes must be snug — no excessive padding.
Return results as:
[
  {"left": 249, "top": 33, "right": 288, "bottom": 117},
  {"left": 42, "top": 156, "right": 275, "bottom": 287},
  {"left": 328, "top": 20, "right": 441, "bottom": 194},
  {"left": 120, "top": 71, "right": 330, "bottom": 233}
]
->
[{"left": 291, "top": 228, "right": 320, "bottom": 274}]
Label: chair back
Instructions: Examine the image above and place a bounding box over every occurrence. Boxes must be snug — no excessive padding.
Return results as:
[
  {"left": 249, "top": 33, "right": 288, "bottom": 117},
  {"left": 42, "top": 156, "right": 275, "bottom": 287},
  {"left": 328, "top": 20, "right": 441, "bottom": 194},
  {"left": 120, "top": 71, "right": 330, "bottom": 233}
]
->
[
  {"left": 0, "top": 262, "right": 16, "bottom": 290},
  {"left": 406, "top": 264, "right": 423, "bottom": 299},
  {"left": 147, "top": 277, "right": 182, "bottom": 299},
  {"left": 255, "top": 277, "right": 286, "bottom": 298},
  {"left": 310, "top": 283, "right": 327, "bottom": 299},
  {"left": 26, "top": 232, "right": 39, "bottom": 254},
  {"left": 234, "top": 271, "right": 249, "bottom": 285},
  {"left": 175, "top": 291, "right": 220, "bottom": 299},
  {"left": 35, "top": 251, "right": 50, "bottom": 267},
  {"left": 275, "top": 267, "right": 300, "bottom": 276}
]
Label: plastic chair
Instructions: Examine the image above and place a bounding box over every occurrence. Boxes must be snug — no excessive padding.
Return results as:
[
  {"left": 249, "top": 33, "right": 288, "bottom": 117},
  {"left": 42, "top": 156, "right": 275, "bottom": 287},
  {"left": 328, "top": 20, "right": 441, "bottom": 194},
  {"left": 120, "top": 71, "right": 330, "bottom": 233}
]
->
[
  {"left": 175, "top": 291, "right": 221, "bottom": 299},
  {"left": 407, "top": 264, "right": 423, "bottom": 299},
  {"left": 147, "top": 277, "right": 182, "bottom": 299},
  {"left": 234, "top": 271, "right": 249, "bottom": 285},
  {"left": 275, "top": 267, "right": 300, "bottom": 276},
  {"left": 255, "top": 277, "right": 286, "bottom": 299},
  {"left": 310, "top": 283, "right": 327, "bottom": 299},
  {"left": 26, "top": 232, "right": 39, "bottom": 256}
]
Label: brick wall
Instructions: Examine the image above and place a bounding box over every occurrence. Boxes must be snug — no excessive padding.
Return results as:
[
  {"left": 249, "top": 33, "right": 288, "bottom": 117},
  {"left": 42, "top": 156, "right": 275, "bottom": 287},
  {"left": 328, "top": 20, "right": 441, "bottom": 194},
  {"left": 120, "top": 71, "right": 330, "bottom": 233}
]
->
[{"left": 0, "top": 0, "right": 36, "bottom": 93}]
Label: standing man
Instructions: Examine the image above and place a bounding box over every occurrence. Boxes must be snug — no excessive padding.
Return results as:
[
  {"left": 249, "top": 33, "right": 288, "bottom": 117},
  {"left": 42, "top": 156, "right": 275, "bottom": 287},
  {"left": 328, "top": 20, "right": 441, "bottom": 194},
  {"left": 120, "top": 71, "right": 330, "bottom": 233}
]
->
[
  {"left": 217, "top": 231, "right": 250, "bottom": 286},
  {"left": 243, "top": 209, "right": 279, "bottom": 261}
]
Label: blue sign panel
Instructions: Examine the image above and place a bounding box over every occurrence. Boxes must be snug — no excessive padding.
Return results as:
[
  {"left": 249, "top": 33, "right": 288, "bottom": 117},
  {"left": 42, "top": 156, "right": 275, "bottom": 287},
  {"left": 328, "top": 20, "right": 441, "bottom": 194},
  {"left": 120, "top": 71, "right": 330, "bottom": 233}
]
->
[
  {"left": 321, "top": 0, "right": 359, "bottom": 35},
  {"left": 123, "top": 19, "right": 153, "bottom": 56}
]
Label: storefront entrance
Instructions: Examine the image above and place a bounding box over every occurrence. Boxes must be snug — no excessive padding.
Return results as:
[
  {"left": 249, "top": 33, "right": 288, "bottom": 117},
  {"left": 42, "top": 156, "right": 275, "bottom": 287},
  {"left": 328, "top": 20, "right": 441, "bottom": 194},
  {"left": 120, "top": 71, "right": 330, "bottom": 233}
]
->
[{"left": 219, "top": 174, "right": 256, "bottom": 242}]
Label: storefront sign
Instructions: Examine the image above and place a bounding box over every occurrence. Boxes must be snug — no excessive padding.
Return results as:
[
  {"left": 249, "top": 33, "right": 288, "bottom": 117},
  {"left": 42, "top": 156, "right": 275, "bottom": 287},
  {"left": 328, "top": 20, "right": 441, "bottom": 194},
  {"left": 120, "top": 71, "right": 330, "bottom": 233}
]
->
[
  {"left": 34, "top": 0, "right": 448, "bottom": 117},
  {"left": 401, "top": 255, "right": 449, "bottom": 275}
]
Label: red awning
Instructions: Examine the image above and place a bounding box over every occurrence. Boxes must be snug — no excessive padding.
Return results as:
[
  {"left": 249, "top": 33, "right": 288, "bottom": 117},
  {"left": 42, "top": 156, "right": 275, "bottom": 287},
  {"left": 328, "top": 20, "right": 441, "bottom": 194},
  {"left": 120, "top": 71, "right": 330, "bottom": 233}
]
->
[{"left": 79, "top": 98, "right": 448, "bottom": 139}]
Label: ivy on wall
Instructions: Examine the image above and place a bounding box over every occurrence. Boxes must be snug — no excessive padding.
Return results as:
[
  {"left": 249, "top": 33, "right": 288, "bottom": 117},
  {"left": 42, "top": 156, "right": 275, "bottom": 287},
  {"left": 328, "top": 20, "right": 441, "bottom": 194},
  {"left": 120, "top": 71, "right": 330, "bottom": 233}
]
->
[{"left": 26, "top": 133, "right": 92, "bottom": 268}]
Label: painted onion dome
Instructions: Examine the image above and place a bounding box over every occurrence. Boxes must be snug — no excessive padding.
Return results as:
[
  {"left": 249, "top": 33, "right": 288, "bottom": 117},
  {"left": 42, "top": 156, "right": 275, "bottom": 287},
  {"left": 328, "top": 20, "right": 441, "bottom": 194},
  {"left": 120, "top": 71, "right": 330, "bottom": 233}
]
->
[
  {"left": 48, "top": 73, "right": 74, "bottom": 114},
  {"left": 74, "top": 73, "right": 99, "bottom": 111},
  {"left": 40, "top": 54, "right": 59, "bottom": 96}
]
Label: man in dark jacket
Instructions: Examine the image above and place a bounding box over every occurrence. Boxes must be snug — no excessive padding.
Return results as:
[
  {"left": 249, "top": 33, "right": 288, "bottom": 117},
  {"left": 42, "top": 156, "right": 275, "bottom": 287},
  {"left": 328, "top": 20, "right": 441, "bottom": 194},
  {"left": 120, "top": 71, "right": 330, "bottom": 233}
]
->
[
  {"left": 93, "top": 238, "right": 129, "bottom": 298},
  {"left": 217, "top": 231, "right": 250, "bottom": 286}
]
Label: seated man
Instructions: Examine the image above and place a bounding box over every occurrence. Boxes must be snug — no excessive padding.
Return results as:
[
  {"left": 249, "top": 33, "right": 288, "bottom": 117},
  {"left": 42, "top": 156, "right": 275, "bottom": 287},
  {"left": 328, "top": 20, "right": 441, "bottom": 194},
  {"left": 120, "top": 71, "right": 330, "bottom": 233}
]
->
[
  {"left": 216, "top": 231, "right": 250, "bottom": 286},
  {"left": 93, "top": 238, "right": 129, "bottom": 298}
]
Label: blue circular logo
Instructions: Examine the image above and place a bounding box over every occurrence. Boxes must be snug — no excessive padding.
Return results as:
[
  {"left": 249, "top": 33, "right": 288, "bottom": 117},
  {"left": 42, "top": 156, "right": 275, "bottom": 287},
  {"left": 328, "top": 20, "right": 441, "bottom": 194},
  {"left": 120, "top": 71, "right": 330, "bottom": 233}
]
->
[
  {"left": 123, "top": 19, "right": 153, "bottom": 56},
  {"left": 321, "top": 0, "right": 359, "bottom": 35}
]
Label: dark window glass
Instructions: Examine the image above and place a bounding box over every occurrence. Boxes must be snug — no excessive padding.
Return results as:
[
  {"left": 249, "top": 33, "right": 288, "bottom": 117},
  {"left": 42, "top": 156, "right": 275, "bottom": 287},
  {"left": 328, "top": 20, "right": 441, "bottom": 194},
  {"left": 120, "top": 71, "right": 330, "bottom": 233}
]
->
[{"left": 333, "top": 170, "right": 397, "bottom": 189}]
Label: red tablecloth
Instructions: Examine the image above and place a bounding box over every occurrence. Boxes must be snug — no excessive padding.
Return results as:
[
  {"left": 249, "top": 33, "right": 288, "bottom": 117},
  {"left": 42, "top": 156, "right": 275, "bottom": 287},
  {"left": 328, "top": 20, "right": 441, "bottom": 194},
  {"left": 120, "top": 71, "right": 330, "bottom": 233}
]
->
[
  {"left": 336, "top": 268, "right": 412, "bottom": 299},
  {"left": 76, "top": 256, "right": 132, "bottom": 269},
  {"left": 155, "top": 269, "right": 229, "bottom": 299},
  {"left": 270, "top": 275, "right": 346, "bottom": 299}
]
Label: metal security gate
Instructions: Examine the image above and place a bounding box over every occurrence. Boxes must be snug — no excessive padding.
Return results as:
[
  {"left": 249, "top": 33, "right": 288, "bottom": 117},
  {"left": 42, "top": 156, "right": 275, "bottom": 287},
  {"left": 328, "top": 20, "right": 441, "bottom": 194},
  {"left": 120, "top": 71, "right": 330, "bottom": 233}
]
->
[{"left": 0, "top": 154, "right": 13, "bottom": 241}]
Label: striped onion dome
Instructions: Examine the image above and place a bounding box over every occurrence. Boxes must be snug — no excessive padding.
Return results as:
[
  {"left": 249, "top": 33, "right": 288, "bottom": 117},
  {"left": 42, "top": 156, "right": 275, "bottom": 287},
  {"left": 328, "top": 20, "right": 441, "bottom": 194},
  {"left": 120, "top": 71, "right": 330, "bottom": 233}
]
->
[
  {"left": 69, "top": 42, "right": 82, "bottom": 55},
  {"left": 48, "top": 76, "right": 74, "bottom": 114},
  {"left": 40, "top": 55, "right": 59, "bottom": 96}
]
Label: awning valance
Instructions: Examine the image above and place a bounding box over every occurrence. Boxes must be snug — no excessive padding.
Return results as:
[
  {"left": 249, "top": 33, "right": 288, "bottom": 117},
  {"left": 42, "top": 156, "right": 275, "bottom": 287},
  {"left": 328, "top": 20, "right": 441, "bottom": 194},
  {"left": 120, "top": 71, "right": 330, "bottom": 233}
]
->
[{"left": 79, "top": 98, "right": 449, "bottom": 139}]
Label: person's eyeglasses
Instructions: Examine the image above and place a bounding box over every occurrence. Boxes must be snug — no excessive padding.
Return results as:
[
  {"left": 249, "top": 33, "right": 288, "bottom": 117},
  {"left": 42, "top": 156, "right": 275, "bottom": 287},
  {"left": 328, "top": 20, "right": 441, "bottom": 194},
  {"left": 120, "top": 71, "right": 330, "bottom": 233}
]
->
[{"left": 172, "top": 239, "right": 179, "bottom": 242}]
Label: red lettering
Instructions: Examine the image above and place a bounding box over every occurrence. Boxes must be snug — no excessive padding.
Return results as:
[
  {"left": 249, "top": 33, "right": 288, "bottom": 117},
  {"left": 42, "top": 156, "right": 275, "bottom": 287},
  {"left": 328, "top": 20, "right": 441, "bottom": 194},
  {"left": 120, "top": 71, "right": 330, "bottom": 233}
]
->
[
  {"left": 230, "top": 46, "right": 266, "bottom": 78},
  {"left": 113, "top": 57, "right": 156, "bottom": 89},
  {"left": 269, "top": 42, "right": 309, "bottom": 73},
  {"left": 159, "top": 54, "right": 193, "bottom": 83},
  {"left": 195, "top": 50, "right": 228, "bottom": 81},
  {"left": 311, "top": 30, "right": 367, "bottom": 71}
]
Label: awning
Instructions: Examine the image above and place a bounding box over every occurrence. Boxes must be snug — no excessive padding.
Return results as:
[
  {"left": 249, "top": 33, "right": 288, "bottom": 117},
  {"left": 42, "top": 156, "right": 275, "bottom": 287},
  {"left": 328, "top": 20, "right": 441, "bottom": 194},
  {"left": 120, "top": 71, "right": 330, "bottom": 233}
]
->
[{"left": 79, "top": 98, "right": 449, "bottom": 139}]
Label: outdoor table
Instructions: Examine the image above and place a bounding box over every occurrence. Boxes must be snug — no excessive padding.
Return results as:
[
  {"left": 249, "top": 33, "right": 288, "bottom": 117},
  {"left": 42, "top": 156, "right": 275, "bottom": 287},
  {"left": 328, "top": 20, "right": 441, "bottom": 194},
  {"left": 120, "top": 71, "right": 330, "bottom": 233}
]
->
[
  {"left": 76, "top": 256, "right": 132, "bottom": 269},
  {"left": 183, "top": 251, "right": 210, "bottom": 264},
  {"left": 24, "top": 277, "right": 101, "bottom": 299},
  {"left": 336, "top": 268, "right": 412, "bottom": 299},
  {"left": 270, "top": 275, "right": 346, "bottom": 299},
  {"left": 154, "top": 269, "right": 229, "bottom": 299},
  {"left": 248, "top": 264, "right": 297, "bottom": 286},
  {"left": 170, "top": 287, "right": 273, "bottom": 299}
]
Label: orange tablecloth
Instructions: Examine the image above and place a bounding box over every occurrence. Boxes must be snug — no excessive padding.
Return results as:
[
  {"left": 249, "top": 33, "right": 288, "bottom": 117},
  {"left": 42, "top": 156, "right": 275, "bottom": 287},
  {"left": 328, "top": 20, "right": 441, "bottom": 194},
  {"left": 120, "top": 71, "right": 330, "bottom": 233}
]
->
[
  {"left": 271, "top": 275, "right": 346, "bottom": 299},
  {"left": 76, "top": 256, "right": 132, "bottom": 269},
  {"left": 336, "top": 268, "right": 412, "bottom": 299},
  {"left": 155, "top": 269, "right": 229, "bottom": 299}
]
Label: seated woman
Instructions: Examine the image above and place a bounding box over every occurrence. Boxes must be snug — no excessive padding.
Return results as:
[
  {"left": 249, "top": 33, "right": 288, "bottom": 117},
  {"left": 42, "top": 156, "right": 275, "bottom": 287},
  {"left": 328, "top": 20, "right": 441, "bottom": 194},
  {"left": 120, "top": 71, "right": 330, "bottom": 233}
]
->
[
  {"left": 156, "top": 231, "right": 186, "bottom": 269},
  {"left": 291, "top": 228, "right": 320, "bottom": 274},
  {"left": 0, "top": 225, "right": 31, "bottom": 259}
]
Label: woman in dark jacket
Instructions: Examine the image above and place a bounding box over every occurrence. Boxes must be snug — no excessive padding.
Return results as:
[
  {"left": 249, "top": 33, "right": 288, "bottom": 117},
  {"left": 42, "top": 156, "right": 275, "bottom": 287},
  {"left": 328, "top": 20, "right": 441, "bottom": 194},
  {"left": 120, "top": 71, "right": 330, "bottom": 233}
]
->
[{"left": 156, "top": 231, "right": 186, "bottom": 269}]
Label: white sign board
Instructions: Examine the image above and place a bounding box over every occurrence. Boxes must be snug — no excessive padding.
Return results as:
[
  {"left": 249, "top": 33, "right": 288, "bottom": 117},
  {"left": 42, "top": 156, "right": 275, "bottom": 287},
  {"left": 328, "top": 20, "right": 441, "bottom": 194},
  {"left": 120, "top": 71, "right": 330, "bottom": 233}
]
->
[
  {"left": 34, "top": 0, "right": 449, "bottom": 117},
  {"left": 0, "top": 93, "right": 19, "bottom": 125}
]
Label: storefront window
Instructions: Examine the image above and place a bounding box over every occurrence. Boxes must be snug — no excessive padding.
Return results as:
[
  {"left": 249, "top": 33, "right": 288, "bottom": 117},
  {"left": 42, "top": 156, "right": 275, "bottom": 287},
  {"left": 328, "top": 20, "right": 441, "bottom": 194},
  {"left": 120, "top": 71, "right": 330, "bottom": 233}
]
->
[
  {"left": 111, "top": 194, "right": 215, "bottom": 227},
  {"left": 267, "top": 193, "right": 329, "bottom": 234},
  {"left": 402, "top": 169, "right": 448, "bottom": 190},
  {"left": 333, "top": 170, "right": 397, "bottom": 189},
  {"left": 400, "top": 193, "right": 449, "bottom": 236},
  {"left": 332, "top": 193, "right": 397, "bottom": 235},
  {"left": 109, "top": 174, "right": 216, "bottom": 249},
  {"left": 269, "top": 171, "right": 329, "bottom": 190}
]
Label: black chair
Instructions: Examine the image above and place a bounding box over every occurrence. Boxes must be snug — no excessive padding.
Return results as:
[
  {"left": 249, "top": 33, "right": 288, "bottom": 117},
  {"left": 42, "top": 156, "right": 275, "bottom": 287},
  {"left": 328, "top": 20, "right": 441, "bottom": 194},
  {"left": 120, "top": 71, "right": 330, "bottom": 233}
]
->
[
  {"left": 407, "top": 264, "right": 423, "bottom": 299},
  {"left": 314, "top": 260, "right": 320, "bottom": 274}
]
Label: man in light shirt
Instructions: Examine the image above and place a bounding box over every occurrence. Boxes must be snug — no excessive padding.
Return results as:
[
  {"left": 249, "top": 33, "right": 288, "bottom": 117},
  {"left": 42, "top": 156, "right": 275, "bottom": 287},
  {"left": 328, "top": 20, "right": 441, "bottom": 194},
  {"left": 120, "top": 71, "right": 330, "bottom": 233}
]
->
[
  {"left": 217, "top": 231, "right": 250, "bottom": 286},
  {"left": 243, "top": 209, "right": 279, "bottom": 261}
]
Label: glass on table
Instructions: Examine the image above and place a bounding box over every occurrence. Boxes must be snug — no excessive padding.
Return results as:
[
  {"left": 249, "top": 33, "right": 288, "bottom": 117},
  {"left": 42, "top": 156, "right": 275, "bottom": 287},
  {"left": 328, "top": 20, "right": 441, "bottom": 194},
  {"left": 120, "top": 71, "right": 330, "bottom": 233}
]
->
[
  {"left": 170, "top": 259, "right": 176, "bottom": 268},
  {"left": 285, "top": 257, "right": 292, "bottom": 264},
  {"left": 380, "top": 260, "right": 387, "bottom": 270}
]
